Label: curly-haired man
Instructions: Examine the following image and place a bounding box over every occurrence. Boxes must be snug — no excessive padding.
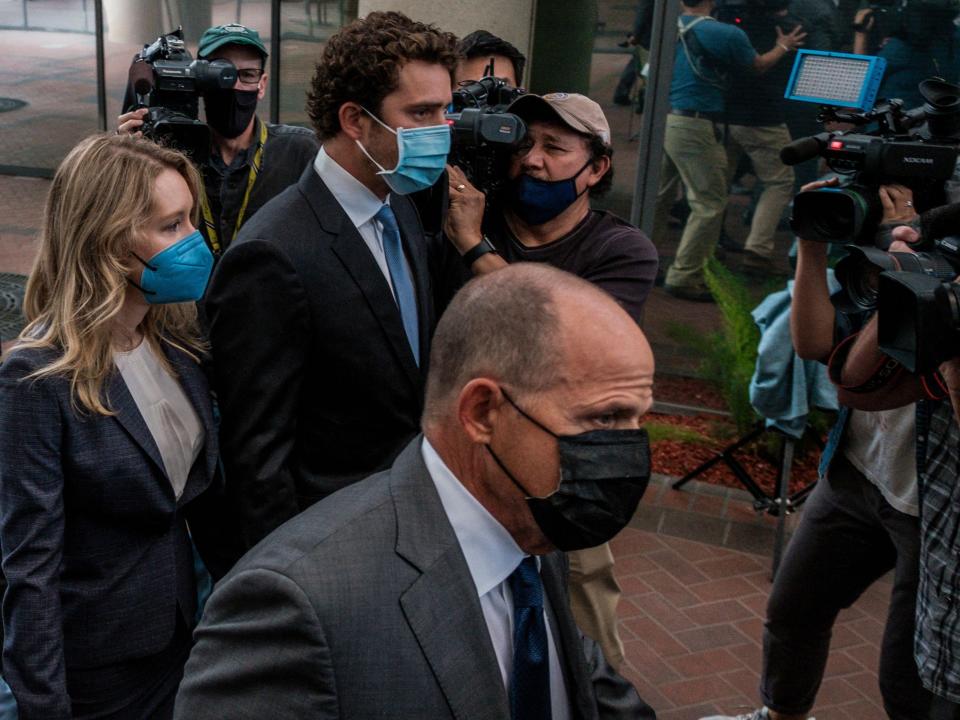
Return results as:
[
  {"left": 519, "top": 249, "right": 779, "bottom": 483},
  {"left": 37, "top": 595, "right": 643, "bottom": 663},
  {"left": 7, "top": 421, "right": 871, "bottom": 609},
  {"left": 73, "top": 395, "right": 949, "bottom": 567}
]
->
[{"left": 205, "top": 11, "right": 459, "bottom": 548}]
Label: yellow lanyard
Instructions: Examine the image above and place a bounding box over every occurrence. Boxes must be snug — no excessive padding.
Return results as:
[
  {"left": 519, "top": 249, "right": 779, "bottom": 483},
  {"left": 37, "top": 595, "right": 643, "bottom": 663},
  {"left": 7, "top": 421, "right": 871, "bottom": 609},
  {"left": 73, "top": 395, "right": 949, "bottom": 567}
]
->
[{"left": 200, "top": 119, "right": 268, "bottom": 255}]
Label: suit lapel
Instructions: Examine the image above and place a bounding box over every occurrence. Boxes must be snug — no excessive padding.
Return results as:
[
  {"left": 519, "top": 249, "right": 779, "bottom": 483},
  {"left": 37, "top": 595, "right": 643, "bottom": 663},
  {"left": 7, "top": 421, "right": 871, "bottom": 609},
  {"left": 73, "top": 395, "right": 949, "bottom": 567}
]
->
[
  {"left": 162, "top": 343, "right": 218, "bottom": 488},
  {"left": 298, "top": 169, "right": 423, "bottom": 391},
  {"left": 391, "top": 439, "right": 511, "bottom": 720},
  {"left": 106, "top": 367, "right": 167, "bottom": 479},
  {"left": 542, "top": 554, "right": 597, "bottom": 720}
]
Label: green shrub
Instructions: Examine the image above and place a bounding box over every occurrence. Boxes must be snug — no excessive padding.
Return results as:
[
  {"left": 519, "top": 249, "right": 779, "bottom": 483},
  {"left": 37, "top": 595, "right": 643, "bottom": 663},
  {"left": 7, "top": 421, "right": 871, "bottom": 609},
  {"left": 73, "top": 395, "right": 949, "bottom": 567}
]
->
[{"left": 701, "top": 258, "right": 761, "bottom": 435}]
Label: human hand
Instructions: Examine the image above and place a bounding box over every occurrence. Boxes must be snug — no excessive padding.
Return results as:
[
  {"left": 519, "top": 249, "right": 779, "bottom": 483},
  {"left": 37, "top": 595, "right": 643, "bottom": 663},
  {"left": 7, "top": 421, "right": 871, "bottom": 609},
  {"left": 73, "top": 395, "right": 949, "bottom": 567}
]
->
[
  {"left": 888, "top": 225, "right": 922, "bottom": 253},
  {"left": 794, "top": 177, "right": 840, "bottom": 255},
  {"left": 117, "top": 108, "right": 147, "bottom": 136},
  {"left": 853, "top": 7, "right": 875, "bottom": 32},
  {"left": 776, "top": 24, "right": 807, "bottom": 51},
  {"left": 444, "top": 164, "right": 486, "bottom": 254},
  {"left": 800, "top": 176, "right": 838, "bottom": 194},
  {"left": 879, "top": 184, "right": 918, "bottom": 225}
]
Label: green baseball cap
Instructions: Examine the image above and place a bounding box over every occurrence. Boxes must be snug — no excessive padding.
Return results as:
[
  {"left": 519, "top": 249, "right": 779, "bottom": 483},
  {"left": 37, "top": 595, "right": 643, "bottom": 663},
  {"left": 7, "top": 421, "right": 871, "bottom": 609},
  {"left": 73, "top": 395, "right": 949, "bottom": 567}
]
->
[{"left": 197, "top": 23, "right": 268, "bottom": 59}]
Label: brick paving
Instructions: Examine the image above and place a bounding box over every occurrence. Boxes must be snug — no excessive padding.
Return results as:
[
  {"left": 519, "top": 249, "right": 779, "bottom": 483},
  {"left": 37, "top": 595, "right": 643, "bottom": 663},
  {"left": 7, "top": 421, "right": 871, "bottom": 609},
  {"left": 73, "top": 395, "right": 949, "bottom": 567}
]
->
[{"left": 615, "top": 477, "right": 891, "bottom": 720}]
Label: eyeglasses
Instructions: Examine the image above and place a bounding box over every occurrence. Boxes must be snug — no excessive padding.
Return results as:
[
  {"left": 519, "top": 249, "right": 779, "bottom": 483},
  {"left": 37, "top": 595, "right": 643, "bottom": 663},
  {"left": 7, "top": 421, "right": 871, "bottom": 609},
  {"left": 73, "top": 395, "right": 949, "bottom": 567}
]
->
[{"left": 236, "top": 68, "right": 265, "bottom": 84}]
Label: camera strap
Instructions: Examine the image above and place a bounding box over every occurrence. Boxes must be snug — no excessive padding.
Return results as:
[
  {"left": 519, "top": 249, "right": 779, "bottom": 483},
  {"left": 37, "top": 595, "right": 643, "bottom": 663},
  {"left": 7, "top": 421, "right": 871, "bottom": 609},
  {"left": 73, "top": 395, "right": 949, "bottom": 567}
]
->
[
  {"left": 200, "top": 118, "right": 268, "bottom": 255},
  {"left": 677, "top": 16, "right": 728, "bottom": 90},
  {"left": 827, "top": 331, "right": 904, "bottom": 393}
]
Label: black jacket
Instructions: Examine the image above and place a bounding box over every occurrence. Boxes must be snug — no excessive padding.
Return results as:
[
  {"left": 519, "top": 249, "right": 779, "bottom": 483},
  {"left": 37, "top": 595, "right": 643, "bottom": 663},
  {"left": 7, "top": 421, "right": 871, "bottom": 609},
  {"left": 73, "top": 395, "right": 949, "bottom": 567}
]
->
[
  {"left": 206, "top": 165, "right": 434, "bottom": 548},
  {"left": 0, "top": 342, "right": 237, "bottom": 719}
]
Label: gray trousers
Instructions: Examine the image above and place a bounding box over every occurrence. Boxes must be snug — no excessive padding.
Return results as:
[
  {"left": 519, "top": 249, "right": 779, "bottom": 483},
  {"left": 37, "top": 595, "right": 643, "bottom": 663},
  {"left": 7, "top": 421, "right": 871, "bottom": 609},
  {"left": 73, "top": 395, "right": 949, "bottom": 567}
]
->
[{"left": 761, "top": 453, "right": 933, "bottom": 719}]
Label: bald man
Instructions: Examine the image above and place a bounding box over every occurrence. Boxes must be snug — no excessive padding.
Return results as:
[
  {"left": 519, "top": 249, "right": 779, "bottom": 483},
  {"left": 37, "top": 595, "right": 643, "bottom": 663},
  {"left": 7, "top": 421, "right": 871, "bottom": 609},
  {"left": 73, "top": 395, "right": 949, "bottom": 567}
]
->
[{"left": 175, "top": 264, "right": 657, "bottom": 719}]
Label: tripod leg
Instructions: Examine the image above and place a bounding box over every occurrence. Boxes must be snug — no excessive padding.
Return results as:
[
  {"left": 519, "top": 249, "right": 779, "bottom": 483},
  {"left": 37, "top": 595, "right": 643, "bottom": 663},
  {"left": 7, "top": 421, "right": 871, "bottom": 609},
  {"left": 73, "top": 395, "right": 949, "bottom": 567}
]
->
[{"left": 771, "top": 435, "right": 795, "bottom": 580}]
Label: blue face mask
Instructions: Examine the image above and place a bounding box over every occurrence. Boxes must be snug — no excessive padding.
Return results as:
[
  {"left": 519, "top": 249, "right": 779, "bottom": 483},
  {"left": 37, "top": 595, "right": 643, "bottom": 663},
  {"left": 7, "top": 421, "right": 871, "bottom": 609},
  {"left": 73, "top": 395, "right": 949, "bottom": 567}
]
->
[
  {"left": 131, "top": 229, "right": 214, "bottom": 304},
  {"left": 356, "top": 108, "right": 451, "bottom": 195},
  {"left": 507, "top": 160, "right": 593, "bottom": 226}
]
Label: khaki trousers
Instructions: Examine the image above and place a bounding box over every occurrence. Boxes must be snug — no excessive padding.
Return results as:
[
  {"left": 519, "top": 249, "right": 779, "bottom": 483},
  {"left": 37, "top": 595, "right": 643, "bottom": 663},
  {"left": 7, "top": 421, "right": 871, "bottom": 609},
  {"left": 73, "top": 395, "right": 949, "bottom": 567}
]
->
[
  {"left": 725, "top": 123, "right": 795, "bottom": 258},
  {"left": 652, "top": 113, "right": 729, "bottom": 288},
  {"left": 568, "top": 542, "right": 625, "bottom": 670}
]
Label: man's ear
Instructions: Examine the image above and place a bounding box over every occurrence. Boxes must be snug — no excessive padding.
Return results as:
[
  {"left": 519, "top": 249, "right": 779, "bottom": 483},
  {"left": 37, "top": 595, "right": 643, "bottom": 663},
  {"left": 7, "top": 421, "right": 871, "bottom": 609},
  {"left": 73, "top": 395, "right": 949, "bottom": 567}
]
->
[
  {"left": 338, "top": 102, "right": 367, "bottom": 141},
  {"left": 457, "top": 379, "right": 505, "bottom": 444},
  {"left": 257, "top": 72, "right": 268, "bottom": 102},
  {"left": 585, "top": 154, "right": 611, "bottom": 189}
]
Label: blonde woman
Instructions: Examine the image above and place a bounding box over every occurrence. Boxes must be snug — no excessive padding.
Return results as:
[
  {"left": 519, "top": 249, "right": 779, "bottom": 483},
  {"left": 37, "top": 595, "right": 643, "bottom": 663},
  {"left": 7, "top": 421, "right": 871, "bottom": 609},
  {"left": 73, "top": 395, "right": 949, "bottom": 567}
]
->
[{"left": 0, "top": 134, "right": 238, "bottom": 719}]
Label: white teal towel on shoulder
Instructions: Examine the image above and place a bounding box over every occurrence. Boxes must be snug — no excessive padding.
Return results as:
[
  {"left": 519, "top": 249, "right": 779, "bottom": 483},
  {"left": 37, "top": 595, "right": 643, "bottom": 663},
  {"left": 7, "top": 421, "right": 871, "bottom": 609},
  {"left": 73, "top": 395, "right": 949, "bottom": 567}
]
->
[{"left": 749, "top": 272, "right": 840, "bottom": 439}]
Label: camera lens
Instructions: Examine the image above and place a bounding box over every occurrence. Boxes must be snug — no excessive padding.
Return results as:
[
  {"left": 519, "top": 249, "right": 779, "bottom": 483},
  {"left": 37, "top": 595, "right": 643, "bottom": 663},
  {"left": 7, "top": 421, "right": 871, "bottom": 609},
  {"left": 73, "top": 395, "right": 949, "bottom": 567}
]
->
[{"left": 791, "top": 187, "right": 881, "bottom": 244}]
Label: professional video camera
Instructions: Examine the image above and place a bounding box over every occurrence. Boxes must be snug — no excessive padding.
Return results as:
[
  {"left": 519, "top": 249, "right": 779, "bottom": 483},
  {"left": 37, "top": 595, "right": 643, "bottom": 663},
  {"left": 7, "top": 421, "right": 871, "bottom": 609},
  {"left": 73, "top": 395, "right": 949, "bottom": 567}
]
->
[
  {"left": 126, "top": 27, "right": 237, "bottom": 160},
  {"left": 445, "top": 73, "right": 527, "bottom": 197},
  {"left": 782, "top": 78, "right": 960, "bottom": 245},
  {"left": 858, "top": 0, "right": 960, "bottom": 46},
  {"left": 868, "top": 201, "right": 960, "bottom": 372},
  {"left": 714, "top": 0, "right": 794, "bottom": 26}
]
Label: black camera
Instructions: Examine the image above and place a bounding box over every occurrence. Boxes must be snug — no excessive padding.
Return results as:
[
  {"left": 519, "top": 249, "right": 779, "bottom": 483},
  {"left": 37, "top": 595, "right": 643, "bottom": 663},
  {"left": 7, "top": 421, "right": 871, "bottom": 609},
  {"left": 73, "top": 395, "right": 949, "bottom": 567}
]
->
[
  {"left": 782, "top": 79, "right": 960, "bottom": 245},
  {"left": 878, "top": 267, "right": 960, "bottom": 373},
  {"left": 834, "top": 237, "right": 960, "bottom": 311},
  {"left": 127, "top": 27, "right": 237, "bottom": 160},
  {"left": 445, "top": 75, "right": 527, "bottom": 197},
  {"left": 860, "top": 0, "right": 960, "bottom": 45}
]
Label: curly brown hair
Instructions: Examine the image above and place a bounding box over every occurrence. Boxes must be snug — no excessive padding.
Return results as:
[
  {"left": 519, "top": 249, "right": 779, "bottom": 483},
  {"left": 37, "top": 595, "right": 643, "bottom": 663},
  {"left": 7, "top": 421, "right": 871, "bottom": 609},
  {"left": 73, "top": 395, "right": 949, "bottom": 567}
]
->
[{"left": 306, "top": 11, "right": 459, "bottom": 140}]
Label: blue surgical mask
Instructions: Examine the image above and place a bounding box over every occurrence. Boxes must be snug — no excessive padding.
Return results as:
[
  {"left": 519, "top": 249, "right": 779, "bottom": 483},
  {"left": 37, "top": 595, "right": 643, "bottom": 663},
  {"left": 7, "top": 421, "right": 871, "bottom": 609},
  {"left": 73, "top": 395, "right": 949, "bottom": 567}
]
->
[
  {"left": 356, "top": 108, "right": 451, "bottom": 195},
  {"left": 507, "top": 160, "right": 593, "bottom": 226},
  {"left": 131, "top": 229, "right": 214, "bottom": 304}
]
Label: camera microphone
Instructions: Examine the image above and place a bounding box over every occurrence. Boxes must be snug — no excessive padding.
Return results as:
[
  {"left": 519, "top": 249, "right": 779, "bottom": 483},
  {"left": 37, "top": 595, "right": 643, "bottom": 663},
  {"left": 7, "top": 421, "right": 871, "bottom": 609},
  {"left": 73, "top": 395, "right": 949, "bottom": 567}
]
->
[
  {"left": 780, "top": 133, "right": 831, "bottom": 165},
  {"left": 919, "top": 201, "right": 960, "bottom": 244},
  {"left": 128, "top": 60, "right": 155, "bottom": 97}
]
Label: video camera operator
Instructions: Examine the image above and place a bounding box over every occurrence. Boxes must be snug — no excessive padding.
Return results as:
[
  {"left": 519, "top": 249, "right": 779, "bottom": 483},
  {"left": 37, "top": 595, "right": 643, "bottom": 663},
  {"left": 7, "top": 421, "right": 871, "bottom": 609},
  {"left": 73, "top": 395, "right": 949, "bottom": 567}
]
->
[
  {"left": 440, "top": 88, "right": 658, "bottom": 673},
  {"left": 651, "top": 0, "right": 805, "bottom": 302},
  {"left": 853, "top": 0, "right": 960, "bottom": 109},
  {"left": 821, "top": 208, "right": 960, "bottom": 720},
  {"left": 118, "top": 23, "right": 318, "bottom": 255},
  {"left": 721, "top": 0, "right": 802, "bottom": 273},
  {"left": 456, "top": 29, "right": 525, "bottom": 89},
  {"left": 705, "top": 181, "right": 937, "bottom": 720}
]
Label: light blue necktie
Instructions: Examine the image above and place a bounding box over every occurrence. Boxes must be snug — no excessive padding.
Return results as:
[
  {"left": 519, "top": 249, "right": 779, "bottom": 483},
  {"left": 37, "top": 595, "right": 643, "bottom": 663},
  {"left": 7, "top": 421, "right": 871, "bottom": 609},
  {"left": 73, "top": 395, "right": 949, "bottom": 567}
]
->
[{"left": 375, "top": 204, "right": 420, "bottom": 365}]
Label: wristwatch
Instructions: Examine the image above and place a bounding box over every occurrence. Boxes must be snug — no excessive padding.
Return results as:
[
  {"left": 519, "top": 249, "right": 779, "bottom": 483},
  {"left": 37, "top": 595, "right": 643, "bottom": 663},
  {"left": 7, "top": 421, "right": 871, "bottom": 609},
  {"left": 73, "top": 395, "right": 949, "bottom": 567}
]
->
[{"left": 460, "top": 236, "right": 498, "bottom": 268}]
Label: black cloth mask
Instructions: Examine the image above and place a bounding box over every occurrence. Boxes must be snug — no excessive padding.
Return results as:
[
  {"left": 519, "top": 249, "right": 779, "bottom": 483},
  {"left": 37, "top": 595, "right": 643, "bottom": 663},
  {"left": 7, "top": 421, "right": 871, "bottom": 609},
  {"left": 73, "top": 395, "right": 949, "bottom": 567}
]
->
[
  {"left": 204, "top": 88, "right": 259, "bottom": 139},
  {"left": 486, "top": 388, "right": 651, "bottom": 551}
]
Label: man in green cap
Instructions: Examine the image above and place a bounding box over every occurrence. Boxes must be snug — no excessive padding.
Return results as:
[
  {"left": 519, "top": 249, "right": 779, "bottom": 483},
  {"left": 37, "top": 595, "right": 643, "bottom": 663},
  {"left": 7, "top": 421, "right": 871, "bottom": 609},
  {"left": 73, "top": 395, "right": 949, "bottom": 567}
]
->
[{"left": 118, "top": 23, "right": 318, "bottom": 255}]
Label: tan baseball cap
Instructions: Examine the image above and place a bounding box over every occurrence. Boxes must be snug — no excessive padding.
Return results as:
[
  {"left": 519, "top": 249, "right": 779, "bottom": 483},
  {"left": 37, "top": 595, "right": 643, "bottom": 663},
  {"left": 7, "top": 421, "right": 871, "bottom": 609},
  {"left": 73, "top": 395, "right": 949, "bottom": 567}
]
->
[{"left": 509, "top": 92, "right": 611, "bottom": 145}]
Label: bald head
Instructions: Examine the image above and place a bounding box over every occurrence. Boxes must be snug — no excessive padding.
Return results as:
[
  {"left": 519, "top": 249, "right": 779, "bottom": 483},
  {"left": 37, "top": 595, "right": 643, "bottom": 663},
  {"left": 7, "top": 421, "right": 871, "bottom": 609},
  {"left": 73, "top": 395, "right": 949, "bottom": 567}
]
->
[{"left": 423, "top": 263, "right": 653, "bottom": 426}]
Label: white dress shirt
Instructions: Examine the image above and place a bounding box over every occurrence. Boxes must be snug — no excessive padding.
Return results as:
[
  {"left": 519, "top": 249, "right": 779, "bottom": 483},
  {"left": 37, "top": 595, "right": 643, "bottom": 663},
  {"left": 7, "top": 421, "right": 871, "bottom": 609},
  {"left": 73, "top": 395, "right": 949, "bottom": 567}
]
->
[
  {"left": 114, "top": 341, "right": 204, "bottom": 499},
  {"left": 422, "top": 438, "right": 571, "bottom": 720},
  {"left": 313, "top": 146, "right": 415, "bottom": 302}
]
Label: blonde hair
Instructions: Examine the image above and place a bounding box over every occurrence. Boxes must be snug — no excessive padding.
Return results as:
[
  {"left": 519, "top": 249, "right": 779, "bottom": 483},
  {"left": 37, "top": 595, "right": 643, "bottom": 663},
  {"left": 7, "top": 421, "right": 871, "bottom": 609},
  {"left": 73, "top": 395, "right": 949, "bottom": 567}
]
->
[{"left": 18, "top": 133, "right": 206, "bottom": 415}]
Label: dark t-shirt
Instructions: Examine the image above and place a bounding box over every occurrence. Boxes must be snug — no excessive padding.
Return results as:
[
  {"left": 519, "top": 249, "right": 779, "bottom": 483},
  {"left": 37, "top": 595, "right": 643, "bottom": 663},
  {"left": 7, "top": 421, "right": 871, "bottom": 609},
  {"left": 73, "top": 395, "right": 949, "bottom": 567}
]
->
[
  {"left": 724, "top": 14, "right": 799, "bottom": 126},
  {"left": 433, "top": 210, "right": 659, "bottom": 327}
]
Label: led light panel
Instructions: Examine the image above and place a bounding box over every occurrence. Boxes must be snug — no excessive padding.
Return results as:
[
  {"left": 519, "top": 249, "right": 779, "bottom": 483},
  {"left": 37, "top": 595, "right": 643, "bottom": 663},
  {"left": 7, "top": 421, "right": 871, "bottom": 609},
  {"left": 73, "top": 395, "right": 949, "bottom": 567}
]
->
[{"left": 785, "top": 50, "right": 887, "bottom": 111}]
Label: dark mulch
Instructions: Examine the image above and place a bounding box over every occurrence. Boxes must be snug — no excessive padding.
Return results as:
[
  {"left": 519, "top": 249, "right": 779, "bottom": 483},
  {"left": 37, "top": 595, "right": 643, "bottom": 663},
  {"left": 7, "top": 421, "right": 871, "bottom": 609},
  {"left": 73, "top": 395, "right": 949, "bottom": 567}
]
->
[
  {"left": 653, "top": 373, "right": 727, "bottom": 412},
  {"left": 646, "top": 411, "right": 820, "bottom": 496}
]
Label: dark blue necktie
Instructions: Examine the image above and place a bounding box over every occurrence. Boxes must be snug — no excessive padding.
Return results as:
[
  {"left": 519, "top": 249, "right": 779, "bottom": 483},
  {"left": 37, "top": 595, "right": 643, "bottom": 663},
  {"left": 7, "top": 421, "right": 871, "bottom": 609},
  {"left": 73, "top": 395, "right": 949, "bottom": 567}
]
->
[
  {"left": 375, "top": 204, "right": 419, "bottom": 365},
  {"left": 509, "top": 556, "right": 551, "bottom": 720}
]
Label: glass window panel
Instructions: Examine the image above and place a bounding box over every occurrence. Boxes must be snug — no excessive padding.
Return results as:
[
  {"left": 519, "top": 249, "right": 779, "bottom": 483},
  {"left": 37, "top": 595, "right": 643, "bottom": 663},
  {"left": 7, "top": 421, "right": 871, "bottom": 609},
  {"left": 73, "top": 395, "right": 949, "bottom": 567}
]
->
[{"left": 0, "top": 1, "right": 98, "bottom": 173}]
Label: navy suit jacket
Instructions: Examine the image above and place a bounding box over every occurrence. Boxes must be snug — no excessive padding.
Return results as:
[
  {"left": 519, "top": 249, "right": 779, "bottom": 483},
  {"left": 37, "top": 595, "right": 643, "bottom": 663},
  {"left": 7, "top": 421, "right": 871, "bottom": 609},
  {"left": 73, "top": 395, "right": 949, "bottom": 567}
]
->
[
  {"left": 0, "top": 342, "right": 238, "bottom": 719},
  {"left": 206, "top": 164, "right": 435, "bottom": 548}
]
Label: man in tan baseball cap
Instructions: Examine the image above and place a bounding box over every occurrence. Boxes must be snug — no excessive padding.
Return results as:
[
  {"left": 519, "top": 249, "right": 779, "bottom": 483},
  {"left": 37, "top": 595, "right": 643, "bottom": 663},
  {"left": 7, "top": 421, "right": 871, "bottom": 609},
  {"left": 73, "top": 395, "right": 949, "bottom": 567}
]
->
[{"left": 442, "top": 91, "right": 659, "bottom": 672}]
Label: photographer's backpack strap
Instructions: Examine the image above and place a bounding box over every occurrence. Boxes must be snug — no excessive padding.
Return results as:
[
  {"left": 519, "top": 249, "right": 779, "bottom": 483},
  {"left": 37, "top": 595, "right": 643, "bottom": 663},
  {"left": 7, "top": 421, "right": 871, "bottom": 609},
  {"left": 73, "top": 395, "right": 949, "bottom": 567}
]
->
[
  {"left": 677, "top": 16, "right": 728, "bottom": 89},
  {"left": 200, "top": 118, "right": 268, "bottom": 255}
]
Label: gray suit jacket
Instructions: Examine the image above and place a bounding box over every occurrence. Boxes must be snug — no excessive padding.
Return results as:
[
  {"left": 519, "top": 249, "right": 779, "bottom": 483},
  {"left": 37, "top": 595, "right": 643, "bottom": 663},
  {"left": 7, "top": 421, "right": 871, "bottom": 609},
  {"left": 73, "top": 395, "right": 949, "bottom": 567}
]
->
[{"left": 175, "top": 437, "right": 655, "bottom": 719}]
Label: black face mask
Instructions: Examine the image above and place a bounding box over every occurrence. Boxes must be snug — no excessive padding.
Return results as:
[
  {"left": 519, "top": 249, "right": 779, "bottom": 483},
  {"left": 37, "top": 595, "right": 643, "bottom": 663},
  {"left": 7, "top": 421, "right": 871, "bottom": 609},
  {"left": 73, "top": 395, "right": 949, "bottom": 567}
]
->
[
  {"left": 204, "top": 88, "right": 259, "bottom": 139},
  {"left": 487, "top": 388, "right": 651, "bottom": 551}
]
